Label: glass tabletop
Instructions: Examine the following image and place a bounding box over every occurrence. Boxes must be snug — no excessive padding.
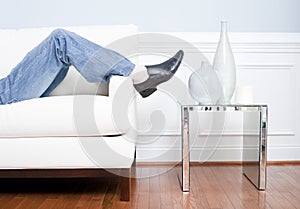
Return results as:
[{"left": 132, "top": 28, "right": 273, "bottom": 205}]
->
[{"left": 181, "top": 104, "right": 268, "bottom": 112}]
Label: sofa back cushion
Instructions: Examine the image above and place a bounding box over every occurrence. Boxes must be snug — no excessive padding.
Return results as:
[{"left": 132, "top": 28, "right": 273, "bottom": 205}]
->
[{"left": 0, "top": 25, "right": 138, "bottom": 96}]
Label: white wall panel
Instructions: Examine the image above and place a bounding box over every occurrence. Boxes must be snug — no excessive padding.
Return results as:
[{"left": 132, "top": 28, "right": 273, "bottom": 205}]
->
[
  {"left": 135, "top": 32, "right": 300, "bottom": 162},
  {"left": 1, "top": 0, "right": 299, "bottom": 32}
]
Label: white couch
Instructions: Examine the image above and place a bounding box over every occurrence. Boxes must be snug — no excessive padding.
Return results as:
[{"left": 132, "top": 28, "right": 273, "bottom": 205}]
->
[{"left": 0, "top": 25, "right": 138, "bottom": 201}]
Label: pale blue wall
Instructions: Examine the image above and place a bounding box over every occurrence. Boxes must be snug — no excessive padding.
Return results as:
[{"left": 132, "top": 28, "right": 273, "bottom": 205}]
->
[{"left": 0, "top": 0, "right": 299, "bottom": 32}]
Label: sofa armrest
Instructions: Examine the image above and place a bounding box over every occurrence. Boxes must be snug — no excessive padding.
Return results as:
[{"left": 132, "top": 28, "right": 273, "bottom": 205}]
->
[
  {"left": 109, "top": 76, "right": 134, "bottom": 98},
  {"left": 108, "top": 76, "right": 137, "bottom": 142}
]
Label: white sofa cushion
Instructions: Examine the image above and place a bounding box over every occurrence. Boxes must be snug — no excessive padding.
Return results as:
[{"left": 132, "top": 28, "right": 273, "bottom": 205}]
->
[
  {"left": 0, "top": 94, "right": 130, "bottom": 137},
  {"left": 0, "top": 136, "right": 135, "bottom": 169}
]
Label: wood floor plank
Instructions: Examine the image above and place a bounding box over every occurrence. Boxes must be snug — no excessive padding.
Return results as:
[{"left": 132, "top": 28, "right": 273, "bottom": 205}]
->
[
  {"left": 215, "top": 166, "right": 245, "bottom": 208},
  {"left": 190, "top": 166, "right": 210, "bottom": 209},
  {"left": 87, "top": 182, "right": 110, "bottom": 209},
  {"left": 37, "top": 194, "right": 60, "bottom": 209},
  {"left": 282, "top": 192, "right": 300, "bottom": 209},
  {"left": 205, "top": 166, "right": 235, "bottom": 209},
  {"left": 1, "top": 196, "right": 24, "bottom": 209},
  {"left": 149, "top": 167, "right": 161, "bottom": 209},
  {"left": 129, "top": 177, "right": 139, "bottom": 209},
  {"left": 159, "top": 166, "right": 174, "bottom": 209},
  {"left": 18, "top": 193, "right": 47, "bottom": 209},
  {"left": 0, "top": 193, "right": 16, "bottom": 208},
  {"left": 50, "top": 180, "right": 82, "bottom": 209},
  {"left": 168, "top": 167, "right": 185, "bottom": 209},
  {"left": 267, "top": 166, "right": 299, "bottom": 209},
  {"left": 107, "top": 182, "right": 127, "bottom": 209},
  {"left": 280, "top": 167, "right": 300, "bottom": 190},
  {"left": 136, "top": 167, "right": 150, "bottom": 209},
  {"left": 0, "top": 165, "right": 300, "bottom": 209},
  {"left": 101, "top": 180, "right": 118, "bottom": 209},
  {"left": 73, "top": 179, "right": 109, "bottom": 209},
  {"left": 194, "top": 166, "right": 223, "bottom": 208},
  {"left": 14, "top": 194, "right": 39, "bottom": 209},
  {"left": 73, "top": 183, "right": 95, "bottom": 209}
]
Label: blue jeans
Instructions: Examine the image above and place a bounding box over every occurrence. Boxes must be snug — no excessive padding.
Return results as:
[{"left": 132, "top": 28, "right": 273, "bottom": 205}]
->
[{"left": 0, "top": 29, "right": 135, "bottom": 105}]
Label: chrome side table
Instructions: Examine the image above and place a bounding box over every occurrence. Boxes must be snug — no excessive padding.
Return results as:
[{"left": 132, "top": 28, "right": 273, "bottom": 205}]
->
[{"left": 181, "top": 105, "right": 268, "bottom": 192}]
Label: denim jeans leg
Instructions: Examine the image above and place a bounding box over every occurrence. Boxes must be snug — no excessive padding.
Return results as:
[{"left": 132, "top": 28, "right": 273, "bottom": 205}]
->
[
  {"left": 56, "top": 29, "right": 135, "bottom": 83},
  {"left": 0, "top": 32, "right": 68, "bottom": 104},
  {"left": 0, "top": 29, "right": 135, "bottom": 104}
]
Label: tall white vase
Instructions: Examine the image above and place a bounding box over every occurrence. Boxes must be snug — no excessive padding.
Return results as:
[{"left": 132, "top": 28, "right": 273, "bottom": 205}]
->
[{"left": 213, "top": 21, "right": 236, "bottom": 104}]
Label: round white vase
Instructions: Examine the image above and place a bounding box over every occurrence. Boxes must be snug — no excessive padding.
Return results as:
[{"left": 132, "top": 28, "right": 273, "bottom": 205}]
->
[
  {"left": 213, "top": 21, "right": 236, "bottom": 104},
  {"left": 188, "top": 62, "right": 223, "bottom": 105}
]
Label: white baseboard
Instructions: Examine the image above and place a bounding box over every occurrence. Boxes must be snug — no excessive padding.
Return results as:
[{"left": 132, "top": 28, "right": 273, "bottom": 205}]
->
[
  {"left": 136, "top": 133, "right": 300, "bottom": 162},
  {"left": 136, "top": 146, "right": 300, "bottom": 163}
]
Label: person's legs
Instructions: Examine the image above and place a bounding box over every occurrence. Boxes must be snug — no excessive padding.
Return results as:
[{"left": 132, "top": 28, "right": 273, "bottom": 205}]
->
[
  {"left": 0, "top": 29, "right": 135, "bottom": 104},
  {"left": 0, "top": 29, "right": 184, "bottom": 105},
  {"left": 133, "top": 50, "right": 184, "bottom": 97},
  {"left": 129, "top": 65, "right": 149, "bottom": 84}
]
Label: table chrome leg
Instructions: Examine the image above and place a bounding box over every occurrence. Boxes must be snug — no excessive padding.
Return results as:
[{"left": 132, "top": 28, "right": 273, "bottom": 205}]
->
[
  {"left": 259, "top": 106, "right": 268, "bottom": 190},
  {"left": 182, "top": 107, "right": 190, "bottom": 192}
]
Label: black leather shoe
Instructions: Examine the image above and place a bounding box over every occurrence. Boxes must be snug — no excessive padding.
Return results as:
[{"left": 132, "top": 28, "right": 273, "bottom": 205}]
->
[{"left": 134, "top": 50, "right": 184, "bottom": 98}]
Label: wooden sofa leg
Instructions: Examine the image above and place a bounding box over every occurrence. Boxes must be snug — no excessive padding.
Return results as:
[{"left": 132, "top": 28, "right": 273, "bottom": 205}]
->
[{"left": 120, "top": 168, "right": 131, "bottom": 201}]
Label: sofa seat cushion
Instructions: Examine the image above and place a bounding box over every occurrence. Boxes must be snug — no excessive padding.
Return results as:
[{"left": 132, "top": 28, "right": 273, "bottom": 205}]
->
[
  {"left": 0, "top": 95, "right": 130, "bottom": 137},
  {"left": 0, "top": 136, "right": 135, "bottom": 169}
]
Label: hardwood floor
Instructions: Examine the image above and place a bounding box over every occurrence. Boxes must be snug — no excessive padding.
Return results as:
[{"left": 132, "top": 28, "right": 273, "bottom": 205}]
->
[{"left": 0, "top": 165, "right": 299, "bottom": 209}]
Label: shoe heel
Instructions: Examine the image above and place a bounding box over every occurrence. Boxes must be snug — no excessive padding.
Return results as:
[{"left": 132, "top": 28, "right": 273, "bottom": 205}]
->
[{"left": 140, "top": 88, "right": 157, "bottom": 98}]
